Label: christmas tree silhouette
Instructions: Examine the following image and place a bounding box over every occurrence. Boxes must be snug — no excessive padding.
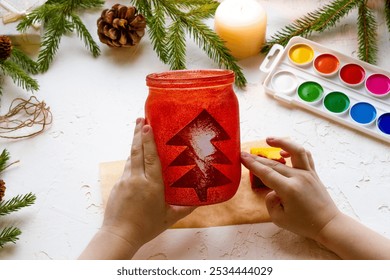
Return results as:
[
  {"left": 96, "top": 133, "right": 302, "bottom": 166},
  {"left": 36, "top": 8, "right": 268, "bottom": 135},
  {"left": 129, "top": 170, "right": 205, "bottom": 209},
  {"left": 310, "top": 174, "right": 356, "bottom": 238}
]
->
[{"left": 166, "top": 109, "right": 232, "bottom": 202}]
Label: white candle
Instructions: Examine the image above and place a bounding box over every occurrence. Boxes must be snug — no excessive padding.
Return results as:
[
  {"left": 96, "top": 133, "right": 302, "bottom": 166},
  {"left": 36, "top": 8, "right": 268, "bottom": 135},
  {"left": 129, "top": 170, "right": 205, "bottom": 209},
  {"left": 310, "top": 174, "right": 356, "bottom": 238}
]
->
[{"left": 214, "top": 0, "right": 267, "bottom": 60}]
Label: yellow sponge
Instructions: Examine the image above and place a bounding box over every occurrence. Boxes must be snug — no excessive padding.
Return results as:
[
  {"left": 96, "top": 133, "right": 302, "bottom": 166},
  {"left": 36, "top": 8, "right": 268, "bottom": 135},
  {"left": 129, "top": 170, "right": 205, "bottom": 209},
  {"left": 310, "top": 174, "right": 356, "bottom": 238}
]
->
[{"left": 249, "top": 147, "right": 286, "bottom": 189}]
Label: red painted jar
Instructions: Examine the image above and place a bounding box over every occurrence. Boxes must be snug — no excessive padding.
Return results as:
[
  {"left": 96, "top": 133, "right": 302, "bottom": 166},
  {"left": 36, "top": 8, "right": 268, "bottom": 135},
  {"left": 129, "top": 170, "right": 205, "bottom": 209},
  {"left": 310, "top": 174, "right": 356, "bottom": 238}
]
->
[{"left": 145, "top": 69, "right": 241, "bottom": 206}]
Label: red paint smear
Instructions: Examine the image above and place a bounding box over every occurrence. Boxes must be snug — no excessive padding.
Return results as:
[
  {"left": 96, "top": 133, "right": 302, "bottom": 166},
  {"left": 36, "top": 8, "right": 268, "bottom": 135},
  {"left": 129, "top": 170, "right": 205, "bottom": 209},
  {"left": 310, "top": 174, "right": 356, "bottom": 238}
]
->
[
  {"left": 314, "top": 54, "right": 339, "bottom": 74},
  {"left": 340, "top": 63, "right": 365, "bottom": 85}
]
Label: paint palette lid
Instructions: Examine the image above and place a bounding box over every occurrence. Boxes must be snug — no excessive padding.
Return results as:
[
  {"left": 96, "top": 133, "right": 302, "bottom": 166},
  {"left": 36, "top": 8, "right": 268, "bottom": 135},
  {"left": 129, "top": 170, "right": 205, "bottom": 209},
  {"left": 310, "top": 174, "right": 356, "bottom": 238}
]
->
[{"left": 260, "top": 36, "right": 390, "bottom": 144}]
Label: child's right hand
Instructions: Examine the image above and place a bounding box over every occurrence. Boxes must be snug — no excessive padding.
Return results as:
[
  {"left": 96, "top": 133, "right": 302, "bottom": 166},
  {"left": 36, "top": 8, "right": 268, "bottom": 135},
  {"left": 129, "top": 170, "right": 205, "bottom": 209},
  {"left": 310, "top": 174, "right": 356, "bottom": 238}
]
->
[{"left": 241, "top": 137, "right": 340, "bottom": 241}]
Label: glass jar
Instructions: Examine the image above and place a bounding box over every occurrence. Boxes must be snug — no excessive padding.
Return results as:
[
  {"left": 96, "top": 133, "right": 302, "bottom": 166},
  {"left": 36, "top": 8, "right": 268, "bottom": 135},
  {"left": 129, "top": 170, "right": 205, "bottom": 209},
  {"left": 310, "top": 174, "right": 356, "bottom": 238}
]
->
[{"left": 145, "top": 69, "right": 241, "bottom": 206}]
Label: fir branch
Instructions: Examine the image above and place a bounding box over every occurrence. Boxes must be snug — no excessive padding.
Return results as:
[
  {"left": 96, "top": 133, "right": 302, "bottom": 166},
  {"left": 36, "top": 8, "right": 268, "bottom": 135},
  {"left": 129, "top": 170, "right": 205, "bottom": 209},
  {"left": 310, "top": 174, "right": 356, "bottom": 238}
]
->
[
  {"left": 173, "top": 0, "right": 219, "bottom": 19},
  {"left": 69, "top": 13, "right": 101, "bottom": 57},
  {"left": 36, "top": 14, "right": 73, "bottom": 73},
  {"left": 0, "top": 193, "right": 36, "bottom": 216},
  {"left": 386, "top": 0, "right": 390, "bottom": 32},
  {"left": 167, "top": 21, "right": 187, "bottom": 70},
  {"left": 46, "top": 0, "right": 104, "bottom": 10},
  {"left": 313, "top": 0, "right": 361, "bottom": 32},
  {"left": 0, "top": 226, "right": 21, "bottom": 248},
  {"left": 131, "top": 0, "right": 247, "bottom": 88},
  {"left": 16, "top": 4, "right": 56, "bottom": 31},
  {"left": 185, "top": 18, "right": 247, "bottom": 88},
  {"left": 0, "top": 60, "right": 39, "bottom": 93},
  {"left": 10, "top": 48, "right": 39, "bottom": 75},
  {"left": 146, "top": 3, "right": 169, "bottom": 64},
  {"left": 132, "top": 0, "right": 152, "bottom": 17},
  {"left": 0, "top": 149, "right": 10, "bottom": 174},
  {"left": 17, "top": 0, "right": 104, "bottom": 73},
  {"left": 357, "top": 2, "right": 378, "bottom": 64},
  {"left": 262, "top": 0, "right": 361, "bottom": 53},
  {"left": 185, "top": 3, "right": 218, "bottom": 19}
]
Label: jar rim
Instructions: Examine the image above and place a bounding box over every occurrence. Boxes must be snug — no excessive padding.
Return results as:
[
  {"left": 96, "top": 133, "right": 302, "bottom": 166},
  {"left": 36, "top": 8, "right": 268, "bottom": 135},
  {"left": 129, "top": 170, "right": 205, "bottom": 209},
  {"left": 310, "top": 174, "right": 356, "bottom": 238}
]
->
[{"left": 146, "top": 69, "right": 235, "bottom": 88}]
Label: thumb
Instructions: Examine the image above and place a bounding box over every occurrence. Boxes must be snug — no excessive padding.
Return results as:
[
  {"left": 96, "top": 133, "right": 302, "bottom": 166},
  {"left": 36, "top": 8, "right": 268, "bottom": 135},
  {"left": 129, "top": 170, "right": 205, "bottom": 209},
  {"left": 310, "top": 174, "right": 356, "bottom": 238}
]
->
[{"left": 265, "top": 191, "right": 284, "bottom": 223}]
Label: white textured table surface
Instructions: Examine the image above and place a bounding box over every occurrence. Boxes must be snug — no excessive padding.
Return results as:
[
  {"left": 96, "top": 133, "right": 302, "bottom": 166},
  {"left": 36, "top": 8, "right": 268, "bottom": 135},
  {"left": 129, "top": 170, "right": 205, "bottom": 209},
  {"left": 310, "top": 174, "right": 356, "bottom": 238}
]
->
[{"left": 1, "top": 0, "right": 389, "bottom": 260}]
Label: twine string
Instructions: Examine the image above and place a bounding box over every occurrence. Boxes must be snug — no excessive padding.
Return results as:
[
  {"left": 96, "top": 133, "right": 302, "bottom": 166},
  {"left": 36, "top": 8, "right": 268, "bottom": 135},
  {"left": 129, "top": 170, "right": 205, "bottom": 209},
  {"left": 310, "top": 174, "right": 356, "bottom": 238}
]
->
[{"left": 0, "top": 96, "right": 52, "bottom": 139}]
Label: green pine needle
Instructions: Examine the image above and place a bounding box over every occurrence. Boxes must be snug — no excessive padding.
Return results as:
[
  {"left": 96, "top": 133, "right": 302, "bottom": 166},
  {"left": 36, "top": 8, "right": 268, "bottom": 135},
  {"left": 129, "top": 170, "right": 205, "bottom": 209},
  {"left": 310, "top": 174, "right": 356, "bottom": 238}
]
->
[
  {"left": 261, "top": 0, "right": 388, "bottom": 66},
  {"left": 9, "top": 48, "right": 39, "bottom": 75},
  {"left": 262, "top": 0, "right": 361, "bottom": 53},
  {"left": 145, "top": 4, "right": 169, "bottom": 64},
  {"left": 131, "top": 0, "right": 247, "bottom": 88},
  {"left": 70, "top": 13, "right": 101, "bottom": 58},
  {"left": 357, "top": 2, "right": 378, "bottom": 64},
  {"left": 17, "top": 0, "right": 104, "bottom": 73},
  {"left": 167, "top": 21, "right": 187, "bottom": 70},
  {"left": 0, "top": 226, "right": 21, "bottom": 248},
  {"left": 385, "top": 0, "right": 390, "bottom": 32},
  {"left": 186, "top": 18, "right": 247, "bottom": 88},
  {"left": 0, "top": 60, "right": 39, "bottom": 93},
  {"left": 0, "top": 193, "right": 36, "bottom": 216},
  {"left": 0, "top": 149, "right": 10, "bottom": 173},
  {"left": 312, "top": 0, "right": 361, "bottom": 32}
]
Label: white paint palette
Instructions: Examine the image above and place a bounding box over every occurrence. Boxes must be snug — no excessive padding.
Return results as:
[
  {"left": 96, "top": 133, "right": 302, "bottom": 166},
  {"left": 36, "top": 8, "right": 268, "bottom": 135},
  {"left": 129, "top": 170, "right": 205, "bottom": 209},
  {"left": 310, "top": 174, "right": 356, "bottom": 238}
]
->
[{"left": 260, "top": 36, "right": 390, "bottom": 144}]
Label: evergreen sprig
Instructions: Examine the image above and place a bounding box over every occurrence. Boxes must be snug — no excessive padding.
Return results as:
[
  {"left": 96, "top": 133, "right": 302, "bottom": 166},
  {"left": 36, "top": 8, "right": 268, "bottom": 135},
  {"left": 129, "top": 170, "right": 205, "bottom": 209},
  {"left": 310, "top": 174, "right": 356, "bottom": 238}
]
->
[
  {"left": 262, "top": 0, "right": 361, "bottom": 53},
  {"left": 0, "top": 59, "right": 39, "bottom": 94},
  {"left": 357, "top": 1, "right": 378, "bottom": 64},
  {"left": 0, "top": 149, "right": 10, "bottom": 173},
  {"left": 0, "top": 226, "right": 21, "bottom": 248},
  {"left": 0, "top": 47, "right": 39, "bottom": 96},
  {"left": 0, "top": 193, "right": 36, "bottom": 216},
  {"left": 17, "top": 0, "right": 104, "bottom": 73},
  {"left": 261, "top": 0, "right": 388, "bottom": 65},
  {"left": 385, "top": 0, "right": 390, "bottom": 31},
  {"left": 0, "top": 150, "right": 36, "bottom": 249},
  {"left": 131, "top": 0, "right": 247, "bottom": 88},
  {"left": 9, "top": 48, "right": 39, "bottom": 75}
]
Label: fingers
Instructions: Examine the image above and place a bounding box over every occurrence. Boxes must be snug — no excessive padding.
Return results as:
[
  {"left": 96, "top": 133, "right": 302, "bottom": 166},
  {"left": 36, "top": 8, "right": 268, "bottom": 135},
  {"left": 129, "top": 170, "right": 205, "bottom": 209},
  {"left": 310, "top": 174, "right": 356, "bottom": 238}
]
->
[
  {"left": 241, "top": 152, "right": 290, "bottom": 192},
  {"left": 141, "top": 124, "right": 163, "bottom": 182},
  {"left": 266, "top": 137, "right": 312, "bottom": 170},
  {"left": 265, "top": 191, "right": 284, "bottom": 224},
  {"left": 265, "top": 191, "right": 283, "bottom": 213},
  {"left": 128, "top": 118, "right": 145, "bottom": 176}
]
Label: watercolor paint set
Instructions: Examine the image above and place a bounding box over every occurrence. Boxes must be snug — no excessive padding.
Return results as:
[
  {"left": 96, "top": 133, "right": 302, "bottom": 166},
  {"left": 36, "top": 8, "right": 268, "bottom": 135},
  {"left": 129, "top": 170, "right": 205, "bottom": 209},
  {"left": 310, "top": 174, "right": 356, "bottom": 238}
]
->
[{"left": 259, "top": 36, "right": 390, "bottom": 144}]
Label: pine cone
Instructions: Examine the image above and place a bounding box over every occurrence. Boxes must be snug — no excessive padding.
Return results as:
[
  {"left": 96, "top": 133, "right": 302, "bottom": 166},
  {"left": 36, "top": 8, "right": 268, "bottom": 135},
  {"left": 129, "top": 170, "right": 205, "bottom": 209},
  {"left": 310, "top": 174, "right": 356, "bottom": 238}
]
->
[
  {"left": 97, "top": 4, "right": 146, "bottom": 47},
  {"left": 0, "top": 179, "right": 5, "bottom": 202},
  {"left": 0, "top": 35, "right": 12, "bottom": 60}
]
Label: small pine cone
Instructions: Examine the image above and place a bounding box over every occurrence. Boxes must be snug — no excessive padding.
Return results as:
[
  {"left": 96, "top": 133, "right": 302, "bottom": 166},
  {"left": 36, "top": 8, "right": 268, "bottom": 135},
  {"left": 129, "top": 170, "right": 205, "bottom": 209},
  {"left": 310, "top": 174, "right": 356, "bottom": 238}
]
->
[
  {"left": 97, "top": 4, "right": 146, "bottom": 47},
  {"left": 0, "top": 179, "right": 5, "bottom": 202},
  {"left": 0, "top": 35, "right": 12, "bottom": 60}
]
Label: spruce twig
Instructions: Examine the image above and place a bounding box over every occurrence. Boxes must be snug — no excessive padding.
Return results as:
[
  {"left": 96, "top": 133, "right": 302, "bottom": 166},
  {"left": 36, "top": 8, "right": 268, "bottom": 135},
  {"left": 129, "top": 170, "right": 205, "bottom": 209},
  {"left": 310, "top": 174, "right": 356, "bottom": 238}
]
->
[
  {"left": 0, "top": 149, "right": 10, "bottom": 173},
  {"left": 0, "top": 45, "right": 39, "bottom": 95},
  {"left": 0, "top": 193, "right": 36, "bottom": 216},
  {"left": 357, "top": 2, "right": 378, "bottom": 64},
  {"left": 385, "top": 0, "right": 390, "bottom": 32},
  {"left": 9, "top": 48, "right": 39, "bottom": 75},
  {"left": 70, "top": 13, "right": 101, "bottom": 58},
  {"left": 0, "top": 60, "right": 39, "bottom": 93},
  {"left": 262, "top": 0, "right": 361, "bottom": 53},
  {"left": 131, "top": 0, "right": 247, "bottom": 88},
  {"left": 0, "top": 149, "right": 18, "bottom": 173},
  {"left": 0, "top": 149, "right": 36, "bottom": 249},
  {"left": 262, "top": 0, "right": 388, "bottom": 65},
  {"left": 17, "top": 0, "right": 104, "bottom": 73},
  {"left": 0, "top": 226, "right": 21, "bottom": 248}
]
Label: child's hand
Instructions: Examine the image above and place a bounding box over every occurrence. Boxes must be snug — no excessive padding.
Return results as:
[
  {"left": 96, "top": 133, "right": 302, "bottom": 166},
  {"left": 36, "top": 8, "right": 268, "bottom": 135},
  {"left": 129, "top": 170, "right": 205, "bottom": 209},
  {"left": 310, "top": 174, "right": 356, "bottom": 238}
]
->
[
  {"left": 241, "top": 137, "right": 340, "bottom": 241},
  {"left": 79, "top": 118, "right": 195, "bottom": 259},
  {"left": 102, "top": 118, "right": 195, "bottom": 249}
]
